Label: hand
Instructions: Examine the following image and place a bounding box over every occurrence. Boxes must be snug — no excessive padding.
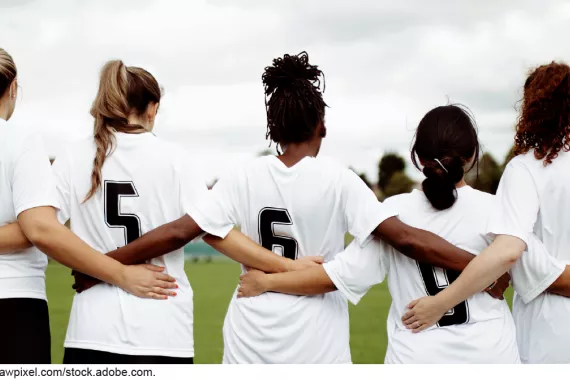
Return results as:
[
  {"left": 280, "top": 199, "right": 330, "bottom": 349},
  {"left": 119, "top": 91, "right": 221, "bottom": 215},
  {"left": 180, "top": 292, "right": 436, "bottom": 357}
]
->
[
  {"left": 237, "top": 269, "right": 268, "bottom": 298},
  {"left": 117, "top": 264, "right": 178, "bottom": 299},
  {"left": 401, "top": 296, "right": 448, "bottom": 333},
  {"left": 288, "top": 256, "right": 324, "bottom": 271},
  {"left": 485, "top": 272, "right": 511, "bottom": 300},
  {"left": 72, "top": 270, "right": 101, "bottom": 293}
]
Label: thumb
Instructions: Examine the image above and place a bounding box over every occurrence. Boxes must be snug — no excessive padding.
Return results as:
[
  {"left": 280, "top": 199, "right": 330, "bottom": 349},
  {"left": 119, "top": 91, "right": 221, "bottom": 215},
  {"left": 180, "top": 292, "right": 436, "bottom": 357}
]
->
[
  {"left": 142, "top": 264, "right": 165, "bottom": 272},
  {"left": 407, "top": 298, "right": 420, "bottom": 309}
]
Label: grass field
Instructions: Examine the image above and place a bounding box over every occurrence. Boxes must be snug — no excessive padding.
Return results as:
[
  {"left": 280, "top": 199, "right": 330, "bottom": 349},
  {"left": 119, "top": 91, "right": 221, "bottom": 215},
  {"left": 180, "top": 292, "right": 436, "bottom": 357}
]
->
[{"left": 46, "top": 260, "right": 513, "bottom": 364}]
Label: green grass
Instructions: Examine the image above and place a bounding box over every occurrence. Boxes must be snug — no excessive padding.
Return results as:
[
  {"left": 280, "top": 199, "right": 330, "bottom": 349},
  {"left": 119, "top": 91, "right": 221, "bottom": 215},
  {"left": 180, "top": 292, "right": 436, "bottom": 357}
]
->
[{"left": 46, "top": 260, "right": 513, "bottom": 364}]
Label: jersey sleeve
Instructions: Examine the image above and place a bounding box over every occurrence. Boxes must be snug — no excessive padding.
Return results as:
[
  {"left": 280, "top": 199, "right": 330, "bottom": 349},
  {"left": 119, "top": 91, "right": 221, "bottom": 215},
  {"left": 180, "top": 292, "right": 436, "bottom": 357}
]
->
[
  {"left": 51, "top": 148, "right": 72, "bottom": 223},
  {"left": 510, "top": 234, "right": 565, "bottom": 304},
  {"left": 11, "top": 134, "right": 59, "bottom": 217},
  {"left": 342, "top": 169, "right": 398, "bottom": 247},
  {"left": 486, "top": 160, "right": 539, "bottom": 248},
  {"left": 179, "top": 160, "right": 237, "bottom": 239},
  {"left": 323, "top": 238, "right": 390, "bottom": 305}
]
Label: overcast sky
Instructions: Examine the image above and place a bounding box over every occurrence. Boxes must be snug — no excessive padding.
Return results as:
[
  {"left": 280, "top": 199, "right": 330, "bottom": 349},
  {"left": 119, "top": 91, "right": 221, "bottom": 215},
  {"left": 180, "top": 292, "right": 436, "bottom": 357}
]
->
[{"left": 2, "top": 0, "right": 570, "bottom": 183}]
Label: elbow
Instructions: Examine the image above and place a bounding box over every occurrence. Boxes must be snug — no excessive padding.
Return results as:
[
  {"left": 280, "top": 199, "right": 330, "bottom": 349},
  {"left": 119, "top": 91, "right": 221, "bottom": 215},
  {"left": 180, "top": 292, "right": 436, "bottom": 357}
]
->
[
  {"left": 503, "top": 247, "right": 523, "bottom": 266},
  {"left": 497, "top": 235, "right": 525, "bottom": 266},
  {"left": 23, "top": 219, "right": 53, "bottom": 248}
]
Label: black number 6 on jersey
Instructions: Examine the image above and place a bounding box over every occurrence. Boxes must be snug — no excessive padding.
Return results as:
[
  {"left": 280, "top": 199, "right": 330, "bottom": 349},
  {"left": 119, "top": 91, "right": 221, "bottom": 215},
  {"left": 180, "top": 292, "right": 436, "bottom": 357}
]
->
[
  {"left": 104, "top": 181, "right": 142, "bottom": 246},
  {"left": 258, "top": 208, "right": 298, "bottom": 260}
]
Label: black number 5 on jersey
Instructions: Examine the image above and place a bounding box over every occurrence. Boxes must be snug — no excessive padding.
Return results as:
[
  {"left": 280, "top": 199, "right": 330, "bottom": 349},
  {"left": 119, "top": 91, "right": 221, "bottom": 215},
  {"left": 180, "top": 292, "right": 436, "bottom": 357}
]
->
[
  {"left": 104, "top": 181, "right": 142, "bottom": 246},
  {"left": 417, "top": 262, "right": 469, "bottom": 327},
  {"left": 258, "top": 207, "right": 298, "bottom": 260}
]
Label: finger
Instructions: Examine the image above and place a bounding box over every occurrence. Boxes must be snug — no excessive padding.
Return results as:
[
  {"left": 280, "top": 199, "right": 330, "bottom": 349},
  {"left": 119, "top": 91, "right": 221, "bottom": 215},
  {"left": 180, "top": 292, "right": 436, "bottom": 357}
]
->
[
  {"left": 148, "top": 292, "right": 168, "bottom": 300},
  {"left": 155, "top": 280, "right": 178, "bottom": 290},
  {"left": 402, "top": 315, "right": 418, "bottom": 326},
  {"left": 155, "top": 273, "right": 176, "bottom": 282},
  {"left": 240, "top": 274, "right": 245, "bottom": 280},
  {"left": 413, "top": 323, "right": 428, "bottom": 334},
  {"left": 143, "top": 264, "right": 165, "bottom": 272},
  {"left": 407, "top": 299, "right": 420, "bottom": 309},
  {"left": 151, "top": 287, "right": 177, "bottom": 297},
  {"left": 237, "top": 290, "right": 244, "bottom": 298},
  {"left": 307, "top": 256, "right": 324, "bottom": 264},
  {"left": 401, "top": 310, "right": 415, "bottom": 322}
]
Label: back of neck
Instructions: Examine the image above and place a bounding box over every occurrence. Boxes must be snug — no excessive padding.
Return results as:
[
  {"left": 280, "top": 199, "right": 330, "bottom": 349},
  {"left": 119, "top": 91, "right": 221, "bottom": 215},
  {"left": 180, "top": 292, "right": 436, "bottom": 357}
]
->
[{"left": 277, "top": 142, "right": 319, "bottom": 168}]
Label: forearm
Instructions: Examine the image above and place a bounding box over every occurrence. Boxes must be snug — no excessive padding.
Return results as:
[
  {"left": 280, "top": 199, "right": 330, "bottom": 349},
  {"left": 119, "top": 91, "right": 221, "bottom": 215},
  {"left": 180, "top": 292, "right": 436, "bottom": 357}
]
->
[
  {"left": 547, "top": 266, "right": 570, "bottom": 297},
  {"left": 373, "top": 217, "right": 474, "bottom": 272},
  {"left": 263, "top": 267, "right": 337, "bottom": 296},
  {"left": 0, "top": 223, "right": 33, "bottom": 253},
  {"left": 203, "top": 230, "right": 292, "bottom": 273},
  {"left": 107, "top": 214, "right": 202, "bottom": 265},
  {"left": 435, "top": 235, "right": 525, "bottom": 309},
  {"left": 18, "top": 208, "right": 124, "bottom": 286}
]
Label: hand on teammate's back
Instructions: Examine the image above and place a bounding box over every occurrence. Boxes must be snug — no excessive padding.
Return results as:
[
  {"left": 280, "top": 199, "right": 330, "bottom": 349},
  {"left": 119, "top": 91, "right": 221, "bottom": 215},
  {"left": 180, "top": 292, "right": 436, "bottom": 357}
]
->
[
  {"left": 237, "top": 269, "right": 267, "bottom": 298},
  {"left": 72, "top": 264, "right": 179, "bottom": 299},
  {"left": 485, "top": 272, "right": 511, "bottom": 300},
  {"left": 401, "top": 296, "right": 447, "bottom": 333},
  {"left": 288, "top": 256, "right": 324, "bottom": 271}
]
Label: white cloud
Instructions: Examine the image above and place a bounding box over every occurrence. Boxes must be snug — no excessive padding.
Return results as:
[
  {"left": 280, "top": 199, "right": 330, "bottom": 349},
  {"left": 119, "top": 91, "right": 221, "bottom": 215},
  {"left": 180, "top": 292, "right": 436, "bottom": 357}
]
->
[{"left": 2, "top": 0, "right": 570, "bottom": 183}]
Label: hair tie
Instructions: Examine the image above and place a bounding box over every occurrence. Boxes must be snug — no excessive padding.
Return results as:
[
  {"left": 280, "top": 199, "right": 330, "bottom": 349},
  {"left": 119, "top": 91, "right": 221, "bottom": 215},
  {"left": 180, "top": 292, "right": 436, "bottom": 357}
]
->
[{"left": 434, "top": 158, "right": 448, "bottom": 174}]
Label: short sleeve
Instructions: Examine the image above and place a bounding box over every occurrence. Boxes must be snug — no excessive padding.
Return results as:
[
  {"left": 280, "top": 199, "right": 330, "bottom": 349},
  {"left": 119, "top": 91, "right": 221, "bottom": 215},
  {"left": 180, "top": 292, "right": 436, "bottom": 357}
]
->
[
  {"left": 342, "top": 169, "right": 398, "bottom": 247},
  {"left": 487, "top": 160, "right": 539, "bottom": 248},
  {"left": 51, "top": 149, "right": 72, "bottom": 223},
  {"left": 179, "top": 160, "right": 238, "bottom": 239},
  {"left": 510, "top": 234, "right": 565, "bottom": 304},
  {"left": 12, "top": 134, "right": 59, "bottom": 216},
  {"left": 323, "top": 238, "right": 389, "bottom": 305}
]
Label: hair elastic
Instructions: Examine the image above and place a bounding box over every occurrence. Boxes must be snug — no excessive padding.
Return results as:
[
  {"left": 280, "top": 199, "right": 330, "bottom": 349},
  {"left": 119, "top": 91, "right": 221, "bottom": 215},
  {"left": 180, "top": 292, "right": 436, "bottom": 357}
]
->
[{"left": 434, "top": 158, "right": 448, "bottom": 174}]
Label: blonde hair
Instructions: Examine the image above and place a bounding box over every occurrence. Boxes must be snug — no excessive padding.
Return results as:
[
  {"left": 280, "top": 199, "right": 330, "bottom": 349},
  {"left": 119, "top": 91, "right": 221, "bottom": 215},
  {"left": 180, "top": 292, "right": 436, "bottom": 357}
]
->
[
  {"left": 0, "top": 48, "right": 17, "bottom": 98},
  {"left": 86, "top": 60, "right": 161, "bottom": 201}
]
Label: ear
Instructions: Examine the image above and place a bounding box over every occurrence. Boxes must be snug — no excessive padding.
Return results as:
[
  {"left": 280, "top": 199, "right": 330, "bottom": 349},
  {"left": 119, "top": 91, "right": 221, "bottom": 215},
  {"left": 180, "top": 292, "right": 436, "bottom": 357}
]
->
[
  {"left": 147, "top": 102, "right": 159, "bottom": 120},
  {"left": 319, "top": 121, "right": 327, "bottom": 138},
  {"left": 10, "top": 79, "right": 17, "bottom": 99}
]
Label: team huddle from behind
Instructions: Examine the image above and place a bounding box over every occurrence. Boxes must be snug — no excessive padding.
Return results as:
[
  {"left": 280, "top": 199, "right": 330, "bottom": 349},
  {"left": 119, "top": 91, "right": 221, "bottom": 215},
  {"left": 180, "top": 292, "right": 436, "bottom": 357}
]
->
[{"left": 0, "top": 46, "right": 569, "bottom": 364}]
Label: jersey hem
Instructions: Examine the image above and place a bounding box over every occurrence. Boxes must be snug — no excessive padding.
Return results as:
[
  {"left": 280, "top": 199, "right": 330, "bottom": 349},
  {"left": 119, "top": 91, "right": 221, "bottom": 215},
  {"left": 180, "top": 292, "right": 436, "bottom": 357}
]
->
[
  {"left": 15, "top": 200, "right": 59, "bottom": 218},
  {"left": 0, "top": 290, "right": 46, "bottom": 301},
  {"left": 64, "top": 341, "right": 194, "bottom": 358}
]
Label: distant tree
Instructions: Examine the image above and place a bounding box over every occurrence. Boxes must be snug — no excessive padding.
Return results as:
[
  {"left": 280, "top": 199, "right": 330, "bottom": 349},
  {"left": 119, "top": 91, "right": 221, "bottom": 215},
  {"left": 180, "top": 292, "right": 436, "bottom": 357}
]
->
[
  {"left": 503, "top": 145, "right": 516, "bottom": 168},
  {"left": 378, "top": 152, "right": 406, "bottom": 192},
  {"left": 258, "top": 149, "right": 275, "bottom": 157},
  {"left": 383, "top": 171, "right": 415, "bottom": 199},
  {"left": 349, "top": 167, "right": 372, "bottom": 189},
  {"left": 467, "top": 152, "right": 502, "bottom": 194}
]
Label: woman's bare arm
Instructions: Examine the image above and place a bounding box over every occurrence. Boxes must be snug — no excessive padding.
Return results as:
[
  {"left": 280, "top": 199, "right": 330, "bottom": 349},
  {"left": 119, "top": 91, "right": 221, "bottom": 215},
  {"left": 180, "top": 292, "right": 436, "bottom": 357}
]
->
[{"left": 0, "top": 223, "right": 32, "bottom": 253}]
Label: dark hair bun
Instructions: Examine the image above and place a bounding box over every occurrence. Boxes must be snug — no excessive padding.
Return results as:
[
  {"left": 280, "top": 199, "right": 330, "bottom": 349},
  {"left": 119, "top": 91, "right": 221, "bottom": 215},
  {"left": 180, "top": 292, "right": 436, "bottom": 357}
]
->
[
  {"left": 262, "top": 51, "right": 323, "bottom": 96},
  {"left": 422, "top": 156, "right": 464, "bottom": 210}
]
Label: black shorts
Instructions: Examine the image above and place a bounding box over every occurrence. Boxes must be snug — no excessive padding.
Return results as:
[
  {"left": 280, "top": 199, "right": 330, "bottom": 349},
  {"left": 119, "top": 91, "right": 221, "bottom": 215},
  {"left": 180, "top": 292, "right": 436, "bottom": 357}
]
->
[
  {"left": 63, "top": 348, "right": 194, "bottom": 364},
  {"left": 0, "top": 298, "right": 51, "bottom": 364}
]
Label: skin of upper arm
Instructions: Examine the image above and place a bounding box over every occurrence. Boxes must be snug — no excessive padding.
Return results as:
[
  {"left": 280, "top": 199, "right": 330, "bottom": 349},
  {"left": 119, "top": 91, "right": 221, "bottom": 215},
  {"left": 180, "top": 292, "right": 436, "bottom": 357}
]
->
[{"left": 372, "top": 216, "right": 410, "bottom": 251}]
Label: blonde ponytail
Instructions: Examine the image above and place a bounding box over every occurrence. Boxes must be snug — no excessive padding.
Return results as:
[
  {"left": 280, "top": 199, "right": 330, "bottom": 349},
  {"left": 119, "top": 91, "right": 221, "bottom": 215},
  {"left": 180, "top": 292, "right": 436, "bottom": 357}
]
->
[{"left": 85, "top": 60, "right": 161, "bottom": 201}]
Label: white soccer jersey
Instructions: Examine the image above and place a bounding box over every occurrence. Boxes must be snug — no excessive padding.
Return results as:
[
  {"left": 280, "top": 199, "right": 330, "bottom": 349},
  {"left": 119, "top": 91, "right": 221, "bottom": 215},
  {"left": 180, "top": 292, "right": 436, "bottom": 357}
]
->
[
  {"left": 52, "top": 132, "right": 209, "bottom": 357},
  {"left": 488, "top": 152, "right": 570, "bottom": 364},
  {"left": 324, "top": 187, "right": 523, "bottom": 364},
  {"left": 187, "top": 155, "right": 396, "bottom": 363},
  {"left": 0, "top": 118, "right": 58, "bottom": 300}
]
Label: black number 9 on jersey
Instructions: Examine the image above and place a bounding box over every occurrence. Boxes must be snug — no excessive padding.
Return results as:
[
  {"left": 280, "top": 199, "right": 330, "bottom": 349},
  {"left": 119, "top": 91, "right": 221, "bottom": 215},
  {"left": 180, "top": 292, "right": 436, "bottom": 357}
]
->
[
  {"left": 258, "top": 208, "right": 298, "bottom": 260},
  {"left": 416, "top": 263, "right": 469, "bottom": 327},
  {"left": 104, "top": 181, "right": 142, "bottom": 246}
]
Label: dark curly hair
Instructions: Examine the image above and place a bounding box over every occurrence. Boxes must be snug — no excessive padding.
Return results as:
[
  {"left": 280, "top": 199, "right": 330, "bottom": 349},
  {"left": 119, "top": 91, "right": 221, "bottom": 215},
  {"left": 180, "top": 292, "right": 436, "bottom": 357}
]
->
[
  {"left": 262, "top": 51, "right": 327, "bottom": 153},
  {"left": 515, "top": 61, "right": 570, "bottom": 166}
]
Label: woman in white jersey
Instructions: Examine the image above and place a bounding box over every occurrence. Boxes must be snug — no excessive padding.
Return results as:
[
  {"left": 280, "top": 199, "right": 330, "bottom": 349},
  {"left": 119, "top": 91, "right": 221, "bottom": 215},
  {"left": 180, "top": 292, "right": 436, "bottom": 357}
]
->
[
  {"left": 238, "top": 104, "right": 570, "bottom": 363},
  {"left": 236, "top": 105, "right": 523, "bottom": 363},
  {"left": 89, "top": 53, "right": 514, "bottom": 364},
  {"left": 0, "top": 50, "right": 184, "bottom": 363},
  {"left": 55, "top": 60, "right": 323, "bottom": 365},
  {"left": 403, "top": 62, "right": 570, "bottom": 364}
]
